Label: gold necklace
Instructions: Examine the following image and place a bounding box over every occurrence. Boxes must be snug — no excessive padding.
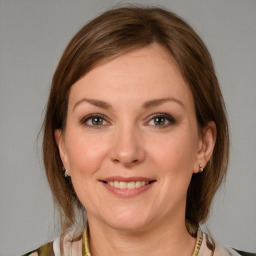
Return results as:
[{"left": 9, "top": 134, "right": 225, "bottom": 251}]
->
[
  {"left": 82, "top": 224, "right": 91, "bottom": 256},
  {"left": 82, "top": 223, "right": 203, "bottom": 256}
]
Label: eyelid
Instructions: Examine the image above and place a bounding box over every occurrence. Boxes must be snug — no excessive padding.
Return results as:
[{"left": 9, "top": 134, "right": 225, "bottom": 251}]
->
[
  {"left": 80, "top": 112, "right": 176, "bottom": 129},
  {"left": 80, "top": 113, "right": 110, "bottom": 128},
  {"left": 149, "top": 113, "right": 176, "bottom": 122},
  {"left": 145, "top": 113, "right": 176, "bottom": 127}
]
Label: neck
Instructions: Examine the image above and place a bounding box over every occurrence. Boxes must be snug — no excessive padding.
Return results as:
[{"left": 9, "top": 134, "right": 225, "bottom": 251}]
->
[{"left": 86, "top": 216, "right": 196, "bottom": 256}]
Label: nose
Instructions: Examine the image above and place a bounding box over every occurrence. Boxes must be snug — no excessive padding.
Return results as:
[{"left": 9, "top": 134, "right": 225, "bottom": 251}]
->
[{"left": 109, "top": 125, "right": 146, "bottom": 167}]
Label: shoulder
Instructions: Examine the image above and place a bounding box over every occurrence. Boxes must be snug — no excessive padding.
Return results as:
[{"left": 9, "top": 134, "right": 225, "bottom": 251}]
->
[
  {"left": 21, "top": 228, "right": 83, "bottom": 256},
  {"left": 21, "top": 241, "right": 54, "bottom": 256},
  {"left": 215, "top": 245, "right": 256, "bottom": 256},
  {"left": 211, "top": 237, "right": 255, "bottom": 256},
  {"left": 215, "top": 244, "right": 242, "bottom": 256},
  {"left": 199, "top": 232, "right": 252, "bottom": 256}
]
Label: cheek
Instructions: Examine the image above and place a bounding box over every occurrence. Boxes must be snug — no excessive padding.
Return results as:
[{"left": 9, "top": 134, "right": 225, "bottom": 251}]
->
[
  {"left": 65, "top": 132, "right": 109, "bottom": 176},
  {"left": 148, "top": 130, "right": 199, "bottom": 176}
]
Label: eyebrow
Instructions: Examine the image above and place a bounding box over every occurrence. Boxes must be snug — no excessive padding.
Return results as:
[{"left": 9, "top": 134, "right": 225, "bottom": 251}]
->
[
  {"left": 142, "top": 97, "right": 185, "bottom": 109},
  {"left": 73, "top": 98, "right": 112, "bottom": 111},
  {"left": 73, "top": 97, "right": 185, "bottom": 111}
]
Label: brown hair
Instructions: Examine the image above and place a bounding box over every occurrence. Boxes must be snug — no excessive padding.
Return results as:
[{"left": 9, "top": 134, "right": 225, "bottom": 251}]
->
[{"left": 43, "top": 6, "right": 229, "bottom": 231}]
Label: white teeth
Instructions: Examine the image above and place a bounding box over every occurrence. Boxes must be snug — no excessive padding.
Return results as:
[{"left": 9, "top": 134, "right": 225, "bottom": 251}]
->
[
  {"left": 135, "top": 181, "right": 141, "bottom": 188},
  {"left": 106, "top": 181, "right": 150, "bottom": 189},
  {"left": 114, "top": 181, "right": 119, "bottom": 188},
  {"left": 120, "top": 181, "right": 127, "bottom": 189},
  {"left": 128, "top": 181, "right": 135, "bottom": 189}
]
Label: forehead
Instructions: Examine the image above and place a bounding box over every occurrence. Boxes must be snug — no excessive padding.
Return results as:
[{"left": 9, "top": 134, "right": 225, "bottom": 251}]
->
[{"left": 69, "top": 44, "right": 193, "bottom": 108}]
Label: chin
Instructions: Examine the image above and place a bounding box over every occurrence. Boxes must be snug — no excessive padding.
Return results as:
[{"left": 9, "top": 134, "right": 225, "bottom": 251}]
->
[
  {"left": 101, "top": 208, "right": 157, "bottom": 232},
  {"left": 107, "top": 219, "right": 151, "bottom": 232}
]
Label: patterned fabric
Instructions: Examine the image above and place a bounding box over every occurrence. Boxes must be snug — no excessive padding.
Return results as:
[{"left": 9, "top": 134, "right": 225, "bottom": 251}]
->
[
  {"left": 21, "top": 228, "right": 251, "bottom": 256},
  {"left": 21, "top": 242, "right": 54, "bottom": 256}
]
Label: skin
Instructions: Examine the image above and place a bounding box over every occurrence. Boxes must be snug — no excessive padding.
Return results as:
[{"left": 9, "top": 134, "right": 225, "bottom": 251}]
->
[{"left": 55, "top": 43, "right": 216, "bottom": 256}]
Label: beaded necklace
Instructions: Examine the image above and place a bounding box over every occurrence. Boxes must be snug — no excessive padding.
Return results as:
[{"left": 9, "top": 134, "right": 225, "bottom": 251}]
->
[{"left": 82, "top": 223, "right": 203, "bottom": 256}]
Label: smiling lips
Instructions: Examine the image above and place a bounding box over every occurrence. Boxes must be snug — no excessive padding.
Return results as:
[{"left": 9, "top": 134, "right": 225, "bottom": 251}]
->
[
  {"left": 106, "top": 180, "right": 150, "bottom": 189},
  {"left": 101, "top": 177, "right": 156, "bottom": 197}
]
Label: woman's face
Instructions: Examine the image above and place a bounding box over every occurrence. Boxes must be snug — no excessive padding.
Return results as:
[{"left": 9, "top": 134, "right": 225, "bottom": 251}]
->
[{"left": 56, "top": 44, "right": 214, "bottom": 231}]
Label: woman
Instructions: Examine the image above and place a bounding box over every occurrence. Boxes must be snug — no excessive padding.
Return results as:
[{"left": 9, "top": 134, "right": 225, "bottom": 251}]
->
[{"left": 22, "top": 6, "right": 249, "bottom": 256}]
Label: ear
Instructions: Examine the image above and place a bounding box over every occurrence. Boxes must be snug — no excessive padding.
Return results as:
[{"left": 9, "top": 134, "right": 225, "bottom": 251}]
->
[
  {"left": 55, "top": 129, "right": 70, "bottom": 172},
  {"left": 193, "top": 121, "right": 216, "bottom": 173}
]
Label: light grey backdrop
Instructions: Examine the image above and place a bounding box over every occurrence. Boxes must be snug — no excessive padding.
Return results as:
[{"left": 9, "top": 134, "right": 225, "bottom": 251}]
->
[{"left": 0, "top": 0, "right": 255, "bottom": 255}]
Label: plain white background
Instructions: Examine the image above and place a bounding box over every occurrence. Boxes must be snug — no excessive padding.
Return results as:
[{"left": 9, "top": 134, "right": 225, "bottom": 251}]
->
[{"left": 0, "top": 0, "right": 255, "bottom": 255}]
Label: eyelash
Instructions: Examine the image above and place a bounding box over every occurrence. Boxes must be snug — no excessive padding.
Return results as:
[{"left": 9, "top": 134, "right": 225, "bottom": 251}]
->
[
  {"left": 146, "top": 113, "right": 176, "bottom": 128},
  {"left": 80, "top": 114, "right": 107, "bottom": 129},
  {"left": 80, "top": 113, "right": 176, "bottom": 129}
]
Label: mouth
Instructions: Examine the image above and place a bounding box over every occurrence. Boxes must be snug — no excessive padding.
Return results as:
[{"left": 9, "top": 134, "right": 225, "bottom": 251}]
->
[
  {"left": 99, "top": 177, "right": 156, "bottom": 197},
  {"left": 101, "top": 180, "right": 155, "bottom": 189}
]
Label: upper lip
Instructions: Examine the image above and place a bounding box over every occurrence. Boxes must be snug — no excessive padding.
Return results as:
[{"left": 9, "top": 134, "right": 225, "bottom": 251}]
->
[{"left": 100, "top": 176, "right": 155, "bottom": 182}]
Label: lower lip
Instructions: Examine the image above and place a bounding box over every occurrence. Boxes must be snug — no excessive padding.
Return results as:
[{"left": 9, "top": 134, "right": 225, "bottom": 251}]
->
[{"left": 101, "top": 182, "right": 155, "bottom": 198}]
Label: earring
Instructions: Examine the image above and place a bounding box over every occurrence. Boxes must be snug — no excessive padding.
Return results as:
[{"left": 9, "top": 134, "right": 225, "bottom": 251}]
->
[
  {"left": 199, "top": 164, "right": 204, "bottom": 173},
  {"left": 63, "top": 167, "right": 69, "bottom": 178}
]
